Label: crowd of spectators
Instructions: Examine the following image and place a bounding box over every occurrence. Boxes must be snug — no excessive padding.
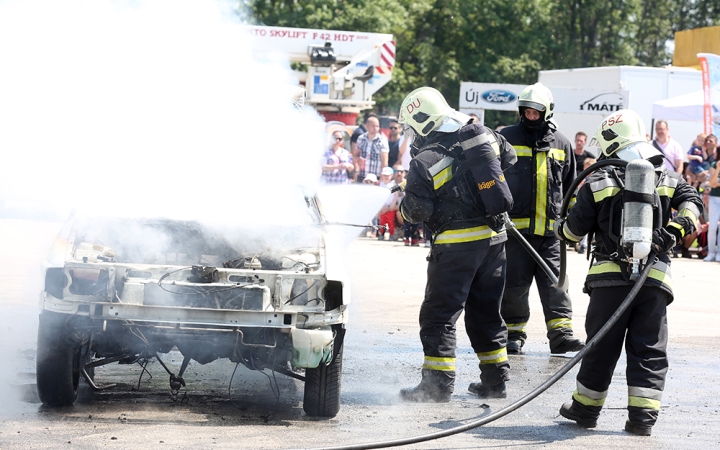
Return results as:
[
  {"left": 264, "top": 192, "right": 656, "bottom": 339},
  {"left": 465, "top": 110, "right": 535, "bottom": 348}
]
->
[
  {"left": 321, "top": 112, "right": 720, "bottom": 258},
  {"left": 320, "top": 111, "right": 430, "bottom": 246}
]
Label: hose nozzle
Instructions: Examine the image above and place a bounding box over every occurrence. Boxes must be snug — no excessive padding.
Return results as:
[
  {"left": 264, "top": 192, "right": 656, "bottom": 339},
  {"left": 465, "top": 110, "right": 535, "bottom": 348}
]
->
[{"left": 390, "top": 180, "right": 406, "bottom": 193}]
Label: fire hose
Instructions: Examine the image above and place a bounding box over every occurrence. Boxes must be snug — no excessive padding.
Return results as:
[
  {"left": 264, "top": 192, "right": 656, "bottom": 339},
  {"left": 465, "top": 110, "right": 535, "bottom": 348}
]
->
[{"left": 306, "top": 158, "right": 654, "bottom": 450}]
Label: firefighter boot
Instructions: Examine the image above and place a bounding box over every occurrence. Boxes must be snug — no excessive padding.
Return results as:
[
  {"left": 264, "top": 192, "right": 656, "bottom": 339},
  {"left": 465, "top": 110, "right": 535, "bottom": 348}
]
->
[
  {"left": 550, "top": 333, "right": 585, "bottom": 354},
  {"left": 625, "top": 407, "right": 658, "bottom": 436},
  {"left": 468, "top": 381, "right": 507, "bottom": 399},
  {"left": 551, "top": 338, "right": 585, "bottom": 354},
  {"left": 559, "top": 400, "right": 601, "bottom": 428},
  {"left": 506, "top": 339, "right": 524, "bottom": 355},
  {"left": 399, "top": 369, "right": 454, "bottom": 403}
]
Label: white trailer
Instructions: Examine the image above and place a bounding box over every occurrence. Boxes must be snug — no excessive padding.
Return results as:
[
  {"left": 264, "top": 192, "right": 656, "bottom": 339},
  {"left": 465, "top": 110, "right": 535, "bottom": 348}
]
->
[{"left": 539, "top": 66, "right": 703, "bottom": 154}]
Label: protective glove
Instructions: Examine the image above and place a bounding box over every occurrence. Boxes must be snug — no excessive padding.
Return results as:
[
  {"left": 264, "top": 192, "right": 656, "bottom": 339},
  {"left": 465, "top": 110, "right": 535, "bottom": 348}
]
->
[
  {"left": 651, "top": 227, "right": 678, "bottom": 255},
  {"left": 488, "top": 213, "right": 505, "bottom": 230},
  {"left": 553, "top": 219, "right": 568, "bottom": 242}
]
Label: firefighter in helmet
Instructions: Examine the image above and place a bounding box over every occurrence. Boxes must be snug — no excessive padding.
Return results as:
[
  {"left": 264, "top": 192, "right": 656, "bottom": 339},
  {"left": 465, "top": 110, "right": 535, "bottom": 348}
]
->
[
  {"left": 499, "top": 82, "right": 584, "bottom": 354},
  {"left": 397, "top": 87, "right": 517, "bottom": 402},
  {"left": 555, "top": 109, "right": 702, "bottom": 435}
]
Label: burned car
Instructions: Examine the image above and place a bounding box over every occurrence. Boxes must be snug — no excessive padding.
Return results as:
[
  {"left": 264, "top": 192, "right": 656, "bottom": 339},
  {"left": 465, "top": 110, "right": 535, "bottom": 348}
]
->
[{"left": 36, "top": 194, "right": 348, "bottom": 417}]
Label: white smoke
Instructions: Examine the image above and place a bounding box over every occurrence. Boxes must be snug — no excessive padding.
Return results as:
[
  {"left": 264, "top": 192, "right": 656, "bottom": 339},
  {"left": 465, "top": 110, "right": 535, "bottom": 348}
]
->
[
  {"left": 0, "top": 0, "right": 388, "bottom": 414},
  {"left": 0, "top": 0, "right": 326, "bottom": 225}
]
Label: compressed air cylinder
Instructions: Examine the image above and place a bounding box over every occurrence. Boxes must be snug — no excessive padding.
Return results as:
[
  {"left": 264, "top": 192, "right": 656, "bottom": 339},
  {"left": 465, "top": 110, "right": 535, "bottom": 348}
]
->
[{"left": 622, "top": 159, "right": 655, "bottom": 262}]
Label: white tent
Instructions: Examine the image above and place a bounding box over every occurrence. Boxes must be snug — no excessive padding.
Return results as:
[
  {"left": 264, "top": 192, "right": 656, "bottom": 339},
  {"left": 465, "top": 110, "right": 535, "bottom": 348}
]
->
[{"left": 651, "top": 90, "right": 704, "bottom": 122}]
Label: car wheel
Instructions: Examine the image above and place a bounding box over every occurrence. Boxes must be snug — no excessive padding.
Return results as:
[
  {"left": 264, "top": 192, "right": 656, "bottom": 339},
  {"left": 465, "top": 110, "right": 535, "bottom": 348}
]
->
[
  {"left": 36, "top": 313, "right": 83, "bottom": 407},
  {"left": 303, "top": 342, "right": 343, "bottom": 417}
]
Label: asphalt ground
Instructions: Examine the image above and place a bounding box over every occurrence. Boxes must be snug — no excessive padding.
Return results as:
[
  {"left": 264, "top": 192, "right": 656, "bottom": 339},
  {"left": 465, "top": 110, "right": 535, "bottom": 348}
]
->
[{"left": 0, "top": 218, "right": 718, "bottom": 449}]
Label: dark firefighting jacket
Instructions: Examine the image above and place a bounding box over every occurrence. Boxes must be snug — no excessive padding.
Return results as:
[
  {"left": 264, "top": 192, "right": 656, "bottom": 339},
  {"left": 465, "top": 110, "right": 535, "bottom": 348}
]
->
[
  {"left": 500, "top": 122, "right": 576, "bottom": 236},
  {"left": 562, "top": 165, "right": 703, "bottom": 300},
  {"left": 400, "top": 123, "right": 516, "bottom": 251}
]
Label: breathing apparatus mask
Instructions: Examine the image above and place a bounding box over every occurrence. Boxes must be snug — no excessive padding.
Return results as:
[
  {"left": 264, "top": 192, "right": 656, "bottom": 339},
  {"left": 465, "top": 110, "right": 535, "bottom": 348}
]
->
[{"left": 519, "top": 107, "right": 544, "bottom": 130}]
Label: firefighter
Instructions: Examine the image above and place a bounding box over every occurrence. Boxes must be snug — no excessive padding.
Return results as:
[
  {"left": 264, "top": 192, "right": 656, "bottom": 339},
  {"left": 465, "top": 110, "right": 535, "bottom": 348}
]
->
[
  {"left": 555, "top": 109, "right": 702, "bottom": 436},
  {"left": 396, "top": 87, "right": 517, "bottom": 402},
  {"left": 499, "top": 82, "right": 584, "bottom": 354}
]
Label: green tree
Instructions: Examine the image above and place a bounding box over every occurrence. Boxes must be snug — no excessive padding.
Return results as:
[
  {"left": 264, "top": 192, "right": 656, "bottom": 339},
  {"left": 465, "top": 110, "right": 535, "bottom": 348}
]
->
[
  {"left": 675, "top": 0, "right": 720, "bottom": 30},
  {"left": 634, "top": 0, "right": 676, "bottom": 66},
  {"left": 243, "top": 0, "right": 720, "bottom": 121},
  {"left": 548, "top": 0, "right": 638, "bottom": 67}
]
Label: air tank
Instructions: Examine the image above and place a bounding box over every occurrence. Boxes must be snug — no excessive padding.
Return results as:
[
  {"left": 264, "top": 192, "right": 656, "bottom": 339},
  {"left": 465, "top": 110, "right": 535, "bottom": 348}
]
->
[{"left": 621, "top": 159, "right": 655, "bottom": 279}]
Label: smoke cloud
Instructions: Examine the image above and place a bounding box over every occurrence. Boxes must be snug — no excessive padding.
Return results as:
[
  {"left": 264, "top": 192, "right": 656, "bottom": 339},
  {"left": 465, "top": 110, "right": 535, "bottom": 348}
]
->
[
  {"left": 0, "top": 0, "right": 327, "bottom": 225},
  {"left": 0, "top": 0, "right": 388, "bottom": 414}
]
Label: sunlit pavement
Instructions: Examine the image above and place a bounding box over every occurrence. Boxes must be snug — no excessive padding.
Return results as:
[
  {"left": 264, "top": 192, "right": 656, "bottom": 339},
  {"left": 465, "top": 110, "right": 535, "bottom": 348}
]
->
[{"left": 0, "top": 218, "right": 718, "bottom": 449}]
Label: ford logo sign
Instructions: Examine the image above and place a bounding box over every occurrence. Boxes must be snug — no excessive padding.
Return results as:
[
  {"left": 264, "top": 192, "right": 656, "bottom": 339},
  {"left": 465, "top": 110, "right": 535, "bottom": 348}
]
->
[{"left": 481, "top": 90, "right": 516, "bottom": 104}]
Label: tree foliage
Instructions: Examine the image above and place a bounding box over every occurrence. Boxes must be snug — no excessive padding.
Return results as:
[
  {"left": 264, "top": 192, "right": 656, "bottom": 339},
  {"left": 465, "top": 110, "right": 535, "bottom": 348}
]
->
[{"left": 244, "top": 0, "right": 720, "bottom": 117}]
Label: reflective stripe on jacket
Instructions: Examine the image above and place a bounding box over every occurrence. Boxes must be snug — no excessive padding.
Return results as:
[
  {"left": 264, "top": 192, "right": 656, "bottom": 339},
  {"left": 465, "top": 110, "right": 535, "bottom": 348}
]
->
[
  {"left": 400, "top": 127, "right": 514, "bottom": 251},
  {"left": 500, "top": 123, "right": 575, "bottom": 237},
  {"left": 564, "top": 166, "right": 703, "bottom": 299}
]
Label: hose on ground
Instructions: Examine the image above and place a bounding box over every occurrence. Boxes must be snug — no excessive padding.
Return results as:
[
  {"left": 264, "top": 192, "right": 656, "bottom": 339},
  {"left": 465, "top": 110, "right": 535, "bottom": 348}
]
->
[{"left": 306, "top": 252, "right": 654, "bottom": 450}]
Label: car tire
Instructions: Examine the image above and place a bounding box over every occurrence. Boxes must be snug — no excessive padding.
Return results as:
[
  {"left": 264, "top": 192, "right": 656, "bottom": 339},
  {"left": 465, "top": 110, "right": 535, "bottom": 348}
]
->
[
  {"left": 36, "top": 313, "right": 83, "bottom": 407},
  {"left": 303, "top": 342, "right": 343, "bottom": 417}
]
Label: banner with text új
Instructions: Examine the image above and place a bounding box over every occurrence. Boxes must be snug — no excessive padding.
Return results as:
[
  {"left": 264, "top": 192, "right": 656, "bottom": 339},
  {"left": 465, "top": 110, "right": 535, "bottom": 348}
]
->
[{"left": 698, "top": 53, "right": 720, "bottom": 136}]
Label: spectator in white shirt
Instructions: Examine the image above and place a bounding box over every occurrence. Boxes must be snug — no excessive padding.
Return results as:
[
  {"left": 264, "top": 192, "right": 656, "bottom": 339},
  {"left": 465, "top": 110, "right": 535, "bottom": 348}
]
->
[{"left": 652, "top": 120, "right": 684, "bottom": 174}]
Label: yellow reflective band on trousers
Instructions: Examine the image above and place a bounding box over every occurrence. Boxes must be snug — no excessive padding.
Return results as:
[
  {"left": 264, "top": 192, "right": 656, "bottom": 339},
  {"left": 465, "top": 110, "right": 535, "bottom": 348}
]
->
[
  {"left": 628, "top": 386, "right": 662, "bottom": 409},
  {"left": 422, "top": 356, "right": 456, "bottom": 371},
  {"left": 506, "top": 322, "right": 527, "bottom": 332},
  {"left": 628, "top": 396, "right": 661, "bottom": 410},
  {"left": 434, "top": 225, "right": 500, "bottom": 245},
  {"left": 547, "top": 318, "right": 572, "bottom": 330},
  {"left": 573, "top": 390, "right": 606, "bottom": 407},
  {"left": 476, "top": 348, "right": 508, "bottom": 365},
  {"left": 573, "top": 381, "right": 607, "bottom": 407}
]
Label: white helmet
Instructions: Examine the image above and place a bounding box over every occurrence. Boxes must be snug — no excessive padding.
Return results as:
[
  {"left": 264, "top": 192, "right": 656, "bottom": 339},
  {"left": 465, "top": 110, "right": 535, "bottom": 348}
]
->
[
  {"left": 399, "top": 87, "right": 457, "bottom": 137},
  {"left": 518, "top": 82, "right": 554, "bottom": 122},
  {"left": 590, "top": 109, "right": 646, "bottom": 156}
]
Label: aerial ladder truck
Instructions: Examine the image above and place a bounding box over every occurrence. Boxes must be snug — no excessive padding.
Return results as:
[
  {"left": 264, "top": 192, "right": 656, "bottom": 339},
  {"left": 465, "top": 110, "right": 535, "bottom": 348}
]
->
[{"left": 244, "top": 25, "right": 395, "bottom": 125}]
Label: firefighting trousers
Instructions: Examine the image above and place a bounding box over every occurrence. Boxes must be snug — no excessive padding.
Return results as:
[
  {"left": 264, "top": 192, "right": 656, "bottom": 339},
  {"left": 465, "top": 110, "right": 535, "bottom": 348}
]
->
[
  {"left": 501, "top": 234, "right": 574, "bottom": 347},
  {"left": 574, "top": 285, "right": 669, "bottom": 426},
  {"left": 419, "top": 243, "right": 510, "bottom": 386}
]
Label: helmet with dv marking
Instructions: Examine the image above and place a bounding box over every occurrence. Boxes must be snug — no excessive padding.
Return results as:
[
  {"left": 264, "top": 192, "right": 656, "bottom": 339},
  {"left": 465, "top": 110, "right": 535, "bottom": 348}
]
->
[
  {"left": 399, "top": 86, "right": 474, "bottom": 140},
  {"left": 398, "top": 87, "right": 453, "bottom": 137}
]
